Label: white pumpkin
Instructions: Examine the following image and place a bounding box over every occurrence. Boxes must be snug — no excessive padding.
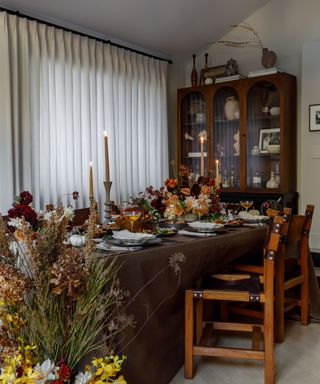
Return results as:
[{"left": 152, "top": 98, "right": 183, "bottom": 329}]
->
[{"left": 69, "top": 234, "right": 86, "bottom": 247}]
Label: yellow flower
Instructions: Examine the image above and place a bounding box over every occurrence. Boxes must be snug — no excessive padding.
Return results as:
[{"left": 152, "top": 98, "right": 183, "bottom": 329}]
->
[
  {"left": 15, "top": 367, "right": 39, "bottom": 383},
  {"left": 92, "top": 357, "right": 103, "bottom": 367},
  {"left": 114, "top": 375, "right": 127, "bottom": 384}
]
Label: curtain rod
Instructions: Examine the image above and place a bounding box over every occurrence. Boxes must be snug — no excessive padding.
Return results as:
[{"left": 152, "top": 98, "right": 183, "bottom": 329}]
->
[{"left": 0, "top": 7, "right": 173, "bottom": 64}]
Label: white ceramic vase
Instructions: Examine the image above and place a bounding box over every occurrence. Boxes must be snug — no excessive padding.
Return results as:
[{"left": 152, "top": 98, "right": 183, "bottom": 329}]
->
[
  {"left": 224, "top": 96, "right": 239, "bottom": 120},
  {"left": 266, "top": 171, "right": 279, "bottom": 188}
]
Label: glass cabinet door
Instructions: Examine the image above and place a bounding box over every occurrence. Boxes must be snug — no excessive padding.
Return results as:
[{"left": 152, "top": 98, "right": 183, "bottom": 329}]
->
[
  {"left": 180, "top": 92, "right": 207, "bottom": 178},
  {"left": 213, "top": 87, "right": 240, "bottom": 189},
  {"left": 246, "top": 81, "right": 280, "bottom": 190}
]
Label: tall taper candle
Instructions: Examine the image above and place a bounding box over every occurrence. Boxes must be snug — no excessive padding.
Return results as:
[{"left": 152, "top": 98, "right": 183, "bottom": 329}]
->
[
  {"left": 215, "top": 160, "right": 220, "bottom": 187},
  {"left": 89, "top": 161, "right": 94, "bottom": 199},
  {"left": 104, "top": 131, "right": 110, "bottom": 182},
  {"left": 200, "top": 136, "right": 204, "bottom": 176}
]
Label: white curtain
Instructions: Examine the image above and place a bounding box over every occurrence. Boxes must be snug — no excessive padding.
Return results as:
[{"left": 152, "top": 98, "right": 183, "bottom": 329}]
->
[{"left": 0, "top": 11, "right": 168, "bottom": 214}]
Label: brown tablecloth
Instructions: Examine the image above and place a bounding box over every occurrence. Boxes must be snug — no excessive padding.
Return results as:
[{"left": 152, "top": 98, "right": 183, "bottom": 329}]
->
[{"left": 105, "top": 226, "right": 266, "bottom": 384}]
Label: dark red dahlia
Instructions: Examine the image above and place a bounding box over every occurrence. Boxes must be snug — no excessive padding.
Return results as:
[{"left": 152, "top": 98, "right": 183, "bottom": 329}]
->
[
  {"left": 8, "top": 204, "right": 38, "bottom": 227},
  {"left": 72, "top": 191, "right": 79, "bottom": 200},
  {"left": 57, "top": 362, "right": 72, "bottom": 382},
  {"left": 151, "top": 196, "right": 166, "bottom": 214},
  {"left": 18, "top": 191, "right": 33, "bottom": 205}
]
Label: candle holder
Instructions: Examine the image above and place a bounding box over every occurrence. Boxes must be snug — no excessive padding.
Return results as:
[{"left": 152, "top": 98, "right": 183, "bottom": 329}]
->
[{"left": 103, "top": 180, "right": 113, "bottom": 222}]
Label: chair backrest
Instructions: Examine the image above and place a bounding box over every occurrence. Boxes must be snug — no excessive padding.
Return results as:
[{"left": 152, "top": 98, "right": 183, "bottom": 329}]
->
[
  {"left": 285, "top": 205, "right": 315, "bottom": 259},
  {"left": 73, "top": 208, "right": 91, "bottom": 226},
  {"left": 263, "top": 215, "right": 285, "bottom": 299},
  {"left": 263, "top": 207, "right": 291, "bottom": 250}
]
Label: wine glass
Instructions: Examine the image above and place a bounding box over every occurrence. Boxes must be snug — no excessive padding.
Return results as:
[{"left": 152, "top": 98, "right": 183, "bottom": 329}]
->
[
  {"left": 240, "top": 200, "right": 253, "bottom": 212},
  {"left": 122, "top": 206, "right": 142, "bottom": 232}
]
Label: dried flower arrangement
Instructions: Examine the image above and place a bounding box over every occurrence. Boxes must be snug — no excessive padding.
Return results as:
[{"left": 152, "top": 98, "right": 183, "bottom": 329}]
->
[
  {"left": 0, "top": 204, "right": 129, "bottom": 383},
  {"left": 0, "top": 192, "right": 187, "bottom": 383}
]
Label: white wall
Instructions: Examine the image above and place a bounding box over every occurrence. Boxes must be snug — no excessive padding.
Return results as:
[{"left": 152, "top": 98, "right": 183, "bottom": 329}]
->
[
  {"left": 179, "top": 0, "right": 320, "bottom": 250},
  {"left": 301, "top": 42, "right": 320, "bottom": 251}
]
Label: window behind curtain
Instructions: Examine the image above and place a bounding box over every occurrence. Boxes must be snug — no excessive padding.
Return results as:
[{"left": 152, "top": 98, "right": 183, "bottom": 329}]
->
[{"left": 0, "top": 11, "right": 169, "bottom": 214}]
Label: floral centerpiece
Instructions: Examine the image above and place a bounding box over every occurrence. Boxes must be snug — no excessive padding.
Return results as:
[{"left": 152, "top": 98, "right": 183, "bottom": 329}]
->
[
  {"left": 136, "top": 162, "right": 221, "bottom": 222},
  {"left": 0, "top": 199, "right": 129, "bottom": 383}
]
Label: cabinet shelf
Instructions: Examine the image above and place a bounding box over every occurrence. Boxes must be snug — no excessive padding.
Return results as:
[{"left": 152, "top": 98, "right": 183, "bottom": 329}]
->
[{"left": 182, "top": 122, "right": 206, "bottom": 126}]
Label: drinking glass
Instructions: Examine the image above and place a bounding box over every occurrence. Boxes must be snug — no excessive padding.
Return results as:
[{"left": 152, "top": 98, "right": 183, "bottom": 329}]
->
[
  {"left": 240, "top": 200, "right": 253, "bottom": 212},
  {"left": 122, "top": 206, "right": 142, "bottom": 232}
]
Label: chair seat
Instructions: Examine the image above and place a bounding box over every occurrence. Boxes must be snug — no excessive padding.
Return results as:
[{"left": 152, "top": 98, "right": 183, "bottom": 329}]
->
[{"left": 202, "top": 274, "right": 261, "bottom": 295}]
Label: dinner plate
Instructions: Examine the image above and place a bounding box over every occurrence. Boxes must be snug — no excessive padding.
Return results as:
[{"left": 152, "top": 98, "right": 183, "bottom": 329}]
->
[
  {"left": 112, "top": 238, "right": 162, "bottom": 247},
  {"left": 238, "top": 211, "right": 269, "bottom": 223},
  {"left": 188, "top": 221, "right": 224, "bottom": 232},
  {"left": 112, "top": 229, "right": 157, "bottom": 243}
]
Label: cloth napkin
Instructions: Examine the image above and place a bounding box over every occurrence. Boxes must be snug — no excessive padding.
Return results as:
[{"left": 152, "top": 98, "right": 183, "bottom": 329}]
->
[
  {"left": 112, "top": 229, "right": 155, "bottom": 241},
  {"left": 96, "top": 242, "right": 142, "bottom": 252},
  {"left": 178, "top": 230, "right": 217, "bottom": 237}
]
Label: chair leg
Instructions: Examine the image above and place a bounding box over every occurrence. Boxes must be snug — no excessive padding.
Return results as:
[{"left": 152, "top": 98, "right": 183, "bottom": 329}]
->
[
  {"left": 185, "top": 290, "right": 195, "bottom": 379},
  {"left": 264, "top": 263, "right": 275, "bottom": 384},
  {"left": 275, "top": 258, "right": 285, "bottom": 343},
  {"left": 300, "top": 247, "right": 310, "bottom": 325},
  {"left": 195, "top": 298, "right": 203, "bottom": 344}
]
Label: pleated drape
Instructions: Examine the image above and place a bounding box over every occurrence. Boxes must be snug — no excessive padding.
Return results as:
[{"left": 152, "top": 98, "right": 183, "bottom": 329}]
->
[{"left": 0, "top": 12, "right": 168, "bottom": 213}]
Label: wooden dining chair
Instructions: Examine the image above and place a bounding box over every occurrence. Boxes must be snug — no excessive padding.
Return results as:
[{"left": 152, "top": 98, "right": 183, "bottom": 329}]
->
[
  {"left": 275, "top": 204, "right": 314, "bottom": 342},
  {"left": 73, "top": 207, "right": 91, "bottom": 226},
  {"left": 229, "top": 205, "right": 314, "bottom": 343},
  {"left": 185, "top": 215, "right": 285, "bottom": 384}
]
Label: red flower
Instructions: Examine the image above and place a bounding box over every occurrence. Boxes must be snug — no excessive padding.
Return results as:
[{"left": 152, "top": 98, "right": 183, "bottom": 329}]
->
[
  {"left": 72, "top": 191, "right": 79, "bottom": 200},
  {"left": 8, "top": 204, "right": 38, "bottom": 227},
  {"left": 165, "top": 178, "right": 177, "bottom": 189},
  {"left": 17, "top": 191, "right": 33, "bottom": 205},
  {"left": 57, "top": 362, "right": 72, "bottom": 381},
  {"left": 53, "top": 381, "right": 63, "bottom": 384}
]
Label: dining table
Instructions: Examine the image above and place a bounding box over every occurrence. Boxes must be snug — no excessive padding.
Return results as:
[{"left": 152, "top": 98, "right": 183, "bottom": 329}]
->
[{"left": 99, "top": 225, "right": 267, "bottom": 384}]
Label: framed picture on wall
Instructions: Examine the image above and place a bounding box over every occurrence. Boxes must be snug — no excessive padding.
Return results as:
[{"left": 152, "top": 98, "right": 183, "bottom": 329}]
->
[{"left": 309, "top": 104, "right": 320, "bottom": 131}]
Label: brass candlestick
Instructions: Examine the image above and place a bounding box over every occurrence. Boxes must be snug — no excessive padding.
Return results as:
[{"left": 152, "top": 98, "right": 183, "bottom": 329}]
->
[{"left": 103, "top": 180, "right": 113, "bottom": 222}]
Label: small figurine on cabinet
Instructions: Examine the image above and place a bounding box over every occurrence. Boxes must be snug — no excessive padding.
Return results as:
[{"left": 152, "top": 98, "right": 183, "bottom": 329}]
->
[
  {"left": 184, "top": 132, "right": 194, "bottom": 141},
  {"left": 233, "top": 130, "right": 240, "bottom": 155},
  {"left": 225, "top": 58, "right": 239, "bottom": 76},
  {"left": 266, "top": 171, "right": 279, "bottom": 188}
]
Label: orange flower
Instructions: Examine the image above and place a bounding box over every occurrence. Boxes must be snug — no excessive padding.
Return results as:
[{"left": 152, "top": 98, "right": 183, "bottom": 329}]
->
[
  {"left": 181, "top": 188, "right": 190, "bottom": 196},
  {"left": 165, "top": 178, "right": 177, "bottom": 189},
  {"left": 201, "top": 185, "right": 210, "bottom": 195},
  {"left": 14, "top": 229, "right": 26, "bottom": 241}
]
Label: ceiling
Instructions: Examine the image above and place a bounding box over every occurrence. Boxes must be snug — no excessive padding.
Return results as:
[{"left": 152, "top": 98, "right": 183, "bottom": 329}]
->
[{"left": 0, "top": 0, "right": 270, "bottom": 62}]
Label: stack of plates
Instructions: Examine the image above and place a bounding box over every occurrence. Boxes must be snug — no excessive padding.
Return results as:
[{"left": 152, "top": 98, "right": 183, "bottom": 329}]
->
[
  {"left": 187, "top": 221, "right": 224, "bottom": 233},
  {"left": 112, "top": 230, "right": 157, "bottom": 246},
  {"left": 238, "top": 211, "right": 269, "bottom": 223}
]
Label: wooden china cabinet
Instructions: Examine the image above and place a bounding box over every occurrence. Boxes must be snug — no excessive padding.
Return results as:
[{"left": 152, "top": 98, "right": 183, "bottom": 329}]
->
[{"left": 177, "top": 72, "right": 297, "bottom": 212}]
